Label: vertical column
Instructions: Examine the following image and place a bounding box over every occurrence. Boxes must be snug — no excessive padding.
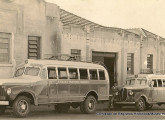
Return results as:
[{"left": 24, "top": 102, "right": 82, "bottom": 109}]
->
[
  {"left": 121, "top": 30, "right": 125, "bottom": 85},
  {"left": 140, "top": 35, "right": 143, "bottom": 73},
  {"left": 156, "top": 36, "right": 160, "bottom": 72},
  {"left": 84, "top": 25, "right": 90, "bottom": 62}
]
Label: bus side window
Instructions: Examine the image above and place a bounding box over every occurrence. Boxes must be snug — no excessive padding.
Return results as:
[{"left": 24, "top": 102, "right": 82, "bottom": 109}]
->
[
  {"left": 58, "top": 67, "right": 68, "bottom": 79},
  {"left": 69, "top": 68, "right": 78, "bottom": 79},
  {"left": 152, "top": 79, "right": 157, "bottom": 87},
  {"left": 48, "top": 67, "right": 57, "bottom": 79},
  {"left": 79, "top": 69, "right": 88, "bottom": 80},
  {"left": 99, "top": 70, "right": 105, "bottom": 80},
  {"left": 89, "top": 69, "right": 98, "bottom": 80}
]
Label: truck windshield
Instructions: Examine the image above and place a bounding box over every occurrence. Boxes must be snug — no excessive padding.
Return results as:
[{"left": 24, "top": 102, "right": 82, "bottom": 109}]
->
[
  {"left": 24, "top": 67, "right": 40, "bottom": 76},
  {"left": 136, "top": 79, "right": 147, "bottom": 85},
  {"left": 126, "top": 79, "right": 135, "bottom": 85}
]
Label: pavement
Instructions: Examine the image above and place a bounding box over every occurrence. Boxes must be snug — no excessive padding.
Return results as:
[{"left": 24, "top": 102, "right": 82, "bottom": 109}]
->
[{"left": 1, "top": 103, "right": 165, "bottom": 120}]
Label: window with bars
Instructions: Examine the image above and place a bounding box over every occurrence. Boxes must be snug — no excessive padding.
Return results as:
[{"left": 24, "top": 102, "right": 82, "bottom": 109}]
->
[
  {"left": 0, "top": 32, "right": 11, "bottom": 63},
  {"left": 28, "top": 36, "right": 40, "bottom": 59},
  {"left": 71, "top": 49, "right": 81, "bottom": 61},
  {"left": 127, "top": 53, "right": 134, "bottom": 74},
  {"left": 147, "top": 54, "right": 153, "bottom": 70}
]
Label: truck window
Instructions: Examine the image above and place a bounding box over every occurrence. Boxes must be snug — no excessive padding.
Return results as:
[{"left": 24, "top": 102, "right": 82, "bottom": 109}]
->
[
  {"left": 163, "top": 80, "right": 165, "bottom": 87},
  {"left": 89, "top": 69, "right": 98, "bottom": 80},
  {"left": 48, "top": 67, "right": 57, "bottom": 79},
  {"left": 79, "top": 69, "right": 88, "bottom": 79},
  {"left": 152, "top": 79, "right": 157, "bottom": 87},
  {"left": 157, "top": 79, "right": 162, "bottom": 87},
  {"left": 99, "top": 70, "right": 105, "bottom": 80},
  {"left": 68, "top": 68, "right": 78, "bottom": 79},
  {"left": 58, "top": 67, "right": 68, "bottom": 79}
]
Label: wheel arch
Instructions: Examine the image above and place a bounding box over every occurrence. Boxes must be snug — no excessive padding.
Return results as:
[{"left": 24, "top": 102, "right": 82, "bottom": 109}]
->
[
  {"left": 85, "top": 91, "right": 98, "bottom": 101},
  {"left": 12, "top": 91, "right": 37, "bottom": 106},
  {"left": 136, "top": 94, "right": 149, "bottom": 104}
]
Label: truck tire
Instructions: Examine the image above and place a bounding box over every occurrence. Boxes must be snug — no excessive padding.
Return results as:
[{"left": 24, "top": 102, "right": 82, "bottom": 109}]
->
[
  {"left": 82, "top": 96, "right": 97, "bottom": 114},
  {"left": 136, "top": 97, "right": 145, "bottom": 111},
  {"left": 13, "top": 96, "right": 31, "bottom": 118},
  {"left": 0, "top": 106, "right": 6, "bottom": 115},
  {"left": 55, "top": 103, "right": 70, "bottom": 113}
]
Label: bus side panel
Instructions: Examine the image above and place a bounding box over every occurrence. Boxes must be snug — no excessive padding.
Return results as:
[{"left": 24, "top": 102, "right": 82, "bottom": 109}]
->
[{"left": 79, "top": 80, "right": 90, "bottom": 100}]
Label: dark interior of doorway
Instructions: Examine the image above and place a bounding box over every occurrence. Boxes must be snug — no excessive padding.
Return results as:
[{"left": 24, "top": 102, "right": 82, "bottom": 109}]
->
[
  {"left": 104, "top": 57, "right": 116, "bottom": 88},
  {"left": 92, "top": 53, "right": 116, "bottom": 89}
]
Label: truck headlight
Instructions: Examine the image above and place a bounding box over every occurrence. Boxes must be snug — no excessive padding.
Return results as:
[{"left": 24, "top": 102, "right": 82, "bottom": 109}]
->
[
  {"left": 128, "top": 90, "right": 133, "bottom": 96},
  {"left": 115, "top": 91, "right": 119, "bottom": 96},
  {"left": 7, "top": 88, "right": 12, "bottom": 95}
]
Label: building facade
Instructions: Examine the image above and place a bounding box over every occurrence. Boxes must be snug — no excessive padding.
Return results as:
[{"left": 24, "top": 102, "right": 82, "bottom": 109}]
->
[{"left": 0, "top": 0, "right": 165, "bottom": 87}]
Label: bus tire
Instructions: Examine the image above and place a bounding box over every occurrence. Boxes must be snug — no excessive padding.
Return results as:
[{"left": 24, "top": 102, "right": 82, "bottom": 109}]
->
[
  {"left": 13, "top": 96, "right": 31, "bottom": 118},
  {"left": 83, "top": 96, "right": 97, "bottom": 114}
]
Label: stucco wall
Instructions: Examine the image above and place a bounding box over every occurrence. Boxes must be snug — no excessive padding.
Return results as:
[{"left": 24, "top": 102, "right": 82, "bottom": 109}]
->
[{"left": 0, "top": 0, "right": 61, "bottom": 78}]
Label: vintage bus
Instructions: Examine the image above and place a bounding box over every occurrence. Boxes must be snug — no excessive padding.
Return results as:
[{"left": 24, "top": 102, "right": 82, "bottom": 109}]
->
[{"left": 0, "top": 59, "right": 110, "bottom": 117}]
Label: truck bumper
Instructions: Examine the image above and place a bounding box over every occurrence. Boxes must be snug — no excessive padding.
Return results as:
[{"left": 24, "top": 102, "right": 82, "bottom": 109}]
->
[
  {"left": 0, "top": 101, "right": 9, "bottom": 105},
  {"left": 115, "top": 102, "right": 135, "bottom": 105}
]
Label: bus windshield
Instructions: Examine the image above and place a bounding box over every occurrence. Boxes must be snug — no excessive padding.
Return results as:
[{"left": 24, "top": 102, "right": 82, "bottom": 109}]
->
[
  {"left": 24, "top": 67, "right": 40, "bottom": 76},
  {"left": 15, "top": 67, "right": 40, "bottom": 77},
  {"left": 15, "top": 67, "right": 25, "bottom": 77}
]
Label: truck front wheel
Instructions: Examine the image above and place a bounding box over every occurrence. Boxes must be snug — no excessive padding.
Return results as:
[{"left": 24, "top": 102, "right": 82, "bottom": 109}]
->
[
  {"left": 136, "top": 97, "right": 145, "bottom": 111},
  {"left": 13, "top": 96, "right": 31, "bottom": 118}
]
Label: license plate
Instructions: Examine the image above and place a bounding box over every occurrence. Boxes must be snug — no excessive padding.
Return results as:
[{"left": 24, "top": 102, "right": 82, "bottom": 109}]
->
[{"left": 0, "top": 101, "right": 9, "bottom": 105}]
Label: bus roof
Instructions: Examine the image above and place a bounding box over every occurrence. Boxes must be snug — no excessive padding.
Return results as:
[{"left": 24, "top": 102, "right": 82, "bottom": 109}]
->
[{"left": 24, "top": 59, "right": 106, "bottom": 69}]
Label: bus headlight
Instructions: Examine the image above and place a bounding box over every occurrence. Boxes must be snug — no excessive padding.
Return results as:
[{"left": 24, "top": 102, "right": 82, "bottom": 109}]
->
[
  {"left": 128, "top": 90, "right": 133, "bottom": 96},
  {"left": 7, "top": 88, "right": 12, "bottom": 95}
]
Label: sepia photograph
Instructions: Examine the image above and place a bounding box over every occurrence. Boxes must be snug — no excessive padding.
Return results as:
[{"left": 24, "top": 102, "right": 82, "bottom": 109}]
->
[{"left": 0, "top": 0, "right": 165, "bottom": 119}]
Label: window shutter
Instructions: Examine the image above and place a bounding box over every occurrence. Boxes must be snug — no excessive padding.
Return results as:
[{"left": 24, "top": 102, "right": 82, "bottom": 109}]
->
[{"left": 28, "top": 36, "right": 40, "bottom": 59}]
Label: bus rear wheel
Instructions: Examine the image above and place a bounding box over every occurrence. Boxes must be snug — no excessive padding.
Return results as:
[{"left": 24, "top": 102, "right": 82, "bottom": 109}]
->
[{"left": 80, "top": 96, "right": 97, "bottom": 114}]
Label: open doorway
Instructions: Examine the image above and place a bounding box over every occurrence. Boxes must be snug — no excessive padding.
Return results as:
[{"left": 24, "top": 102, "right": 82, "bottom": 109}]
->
[{"left": 92, "top": 51, "right": 117, "bottom": 88}]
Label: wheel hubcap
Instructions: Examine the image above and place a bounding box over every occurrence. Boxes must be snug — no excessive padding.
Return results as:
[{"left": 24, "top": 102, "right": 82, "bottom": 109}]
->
[
  {"left": 17, "top": 100, "right": 28, "bottom": 114},
  {"left": 88, "top": 99, "right": 94, "bottom": 110}
]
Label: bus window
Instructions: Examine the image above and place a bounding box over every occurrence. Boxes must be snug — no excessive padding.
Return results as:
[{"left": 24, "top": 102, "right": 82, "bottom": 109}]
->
[
  {"left": 58, "top": 67, "right": 68, "bottom": 79},
  {"left": 99, "top": 70, "right": 105, "bottom": 80},
  {"left": 89, "top": 69, "right": 98, "bottom": 80},
  {"left": 69, "top": 68, "right": 78, "bottom": 79},
  {"left": 48, "top": 67, "right": 57, "bottom": 79},
  {"left": 79, "top": 69, "right": 88, "bottom": 79}
]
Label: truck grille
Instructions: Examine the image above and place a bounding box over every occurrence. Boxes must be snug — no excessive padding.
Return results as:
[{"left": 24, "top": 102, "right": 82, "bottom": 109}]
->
[
  {"left": 121, "top": 88, "right": 127, "bottom": 101},
  {"left": 0, "top": 86, "right": 4, "bottom": 95}
]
